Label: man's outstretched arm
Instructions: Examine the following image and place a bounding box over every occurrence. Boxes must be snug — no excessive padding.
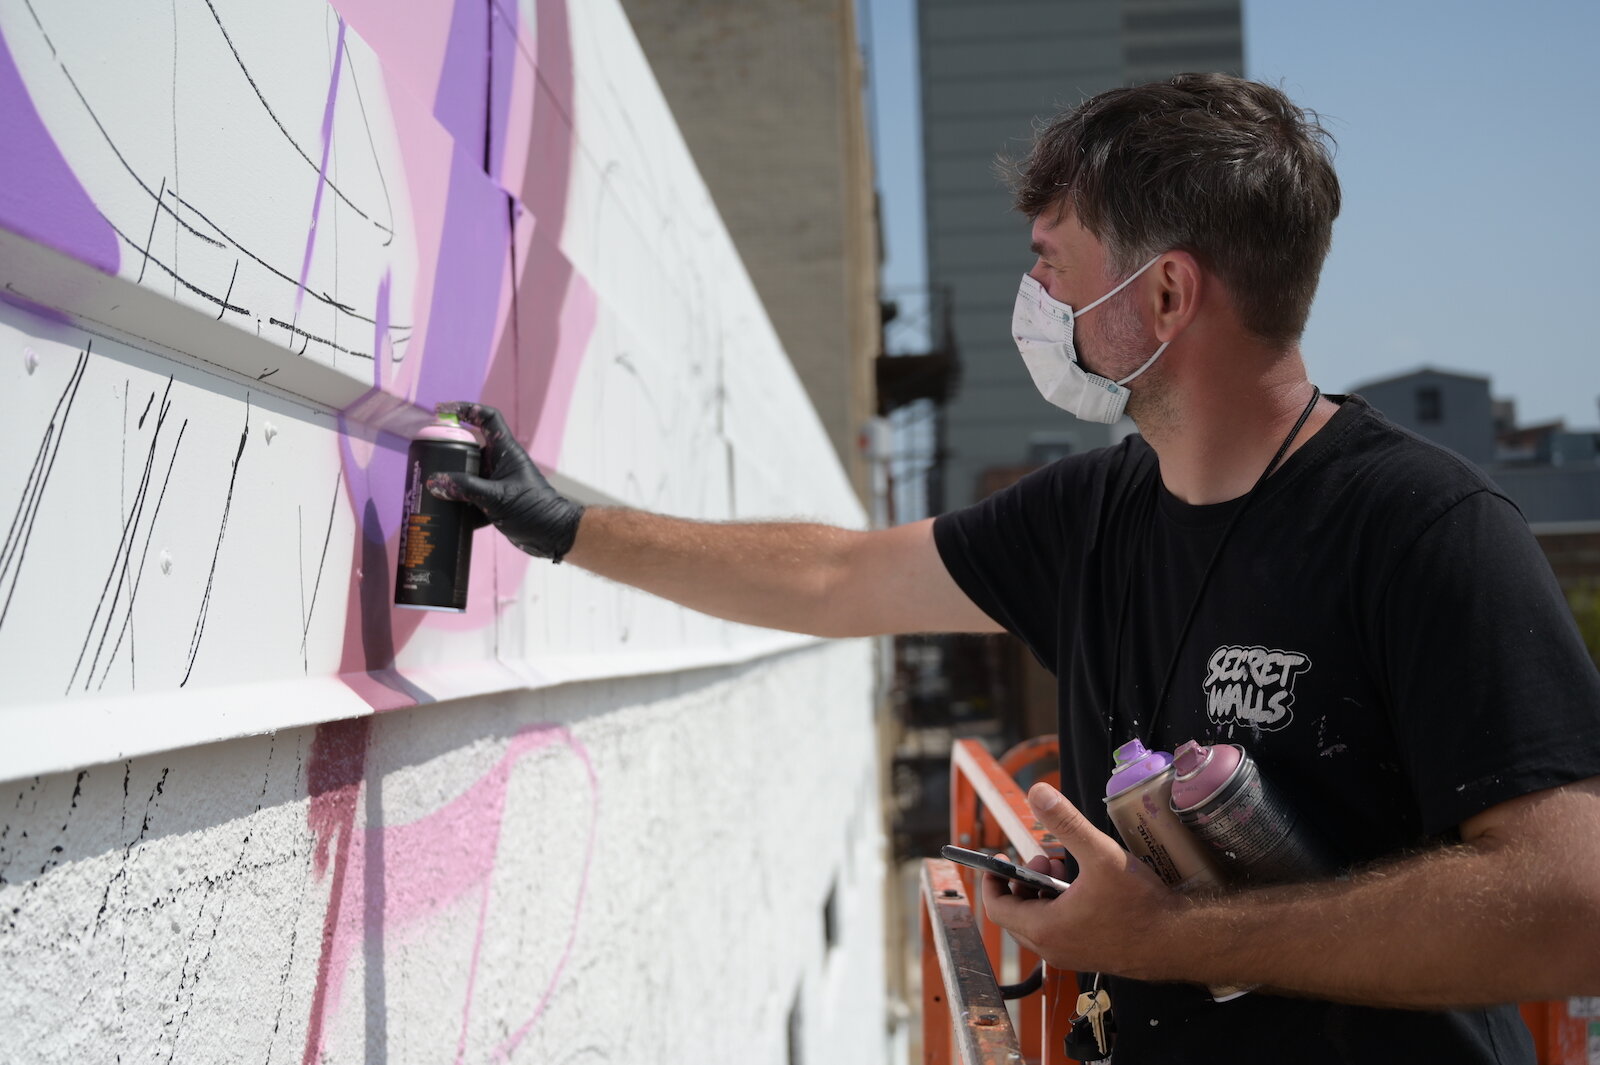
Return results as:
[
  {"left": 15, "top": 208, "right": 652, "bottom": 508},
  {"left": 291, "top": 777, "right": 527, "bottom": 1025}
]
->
[
  {"left": 428, "top": 402, "right": 1001, "bottom": 639},
  {"left": 983, "top": 777, "right": 1600, "bottom": 1008}
]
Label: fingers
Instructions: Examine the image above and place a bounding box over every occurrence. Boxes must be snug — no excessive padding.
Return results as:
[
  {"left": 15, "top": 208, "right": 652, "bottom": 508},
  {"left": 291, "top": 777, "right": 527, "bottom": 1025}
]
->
[
  {"left": 1024, "top": 852, "right": 1070, "bottom": 884},
  {"left": 1028, "top": 782, "right": 1125, "bottom": 870},
  {"left": 427, "top": 471, "right": 500, "bottom": 511},
  {"left": 980, "top": 864, "right": 1042, "bottom": 940},
  {"left": 437, "top": 401, "right": 513, "bottom": 448}
]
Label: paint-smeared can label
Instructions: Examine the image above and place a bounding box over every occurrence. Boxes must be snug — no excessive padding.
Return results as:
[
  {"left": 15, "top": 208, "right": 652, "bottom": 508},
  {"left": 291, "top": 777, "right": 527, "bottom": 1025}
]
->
[{"left": 395, "top": 435, "right": 480, "bottom": 612}]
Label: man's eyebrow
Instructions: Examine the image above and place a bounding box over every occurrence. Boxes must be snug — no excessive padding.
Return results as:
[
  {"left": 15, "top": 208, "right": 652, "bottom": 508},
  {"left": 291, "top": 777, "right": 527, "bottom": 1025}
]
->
[{"left": 1030, "top": 241, "right": 1046, "bottom": 258}]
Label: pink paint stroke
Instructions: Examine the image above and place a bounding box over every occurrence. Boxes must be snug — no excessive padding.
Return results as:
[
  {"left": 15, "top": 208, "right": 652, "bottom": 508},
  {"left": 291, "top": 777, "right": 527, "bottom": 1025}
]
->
[
  {"left": 491, "top": 729, "right": 599, "bottom": 1062},
  {"left": 527, "top": 268, "right": 596, "bottom": 471},
  {"left": 294, "top": 16, "right": 348, "bottom": 321},
  {"left": 300, "top": 724, "right": 598, "bottom": 1064}
]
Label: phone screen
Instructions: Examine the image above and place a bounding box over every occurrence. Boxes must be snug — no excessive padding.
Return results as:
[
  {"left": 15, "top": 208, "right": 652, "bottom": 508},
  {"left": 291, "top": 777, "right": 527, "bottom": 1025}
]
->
[{"left": 939, "top": 844, "right": 1071, "bottom": 898}]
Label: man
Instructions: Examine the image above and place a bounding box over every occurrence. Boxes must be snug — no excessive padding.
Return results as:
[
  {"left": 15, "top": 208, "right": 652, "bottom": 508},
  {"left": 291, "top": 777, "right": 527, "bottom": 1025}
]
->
[{"left": 433, "top": 74, "right": 1600, "bottom": 1063}]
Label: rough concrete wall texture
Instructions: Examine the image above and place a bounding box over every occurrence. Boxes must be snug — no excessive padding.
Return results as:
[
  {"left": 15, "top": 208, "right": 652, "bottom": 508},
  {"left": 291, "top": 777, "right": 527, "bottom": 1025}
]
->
[{"left": 0, "top": 0, "right": 883, "bottom": 1061}]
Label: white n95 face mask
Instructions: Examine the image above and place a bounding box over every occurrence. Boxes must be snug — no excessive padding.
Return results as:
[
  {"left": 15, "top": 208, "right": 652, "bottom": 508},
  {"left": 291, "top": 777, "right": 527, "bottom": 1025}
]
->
[{"left": 1012, "top": 254, "right": 1167, "bottom": 424}]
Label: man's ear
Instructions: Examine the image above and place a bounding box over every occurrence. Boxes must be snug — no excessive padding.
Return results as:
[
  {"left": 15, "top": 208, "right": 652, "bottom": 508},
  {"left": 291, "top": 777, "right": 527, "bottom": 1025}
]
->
[{"left": 1152, "top": 251, "right": 1203, "bottom": 343}]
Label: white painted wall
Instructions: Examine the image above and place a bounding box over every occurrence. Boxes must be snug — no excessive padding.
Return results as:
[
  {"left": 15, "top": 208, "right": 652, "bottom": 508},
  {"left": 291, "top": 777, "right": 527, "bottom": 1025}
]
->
[{"left": 0, "top": 0, "right": 886, "bottom": 1060}]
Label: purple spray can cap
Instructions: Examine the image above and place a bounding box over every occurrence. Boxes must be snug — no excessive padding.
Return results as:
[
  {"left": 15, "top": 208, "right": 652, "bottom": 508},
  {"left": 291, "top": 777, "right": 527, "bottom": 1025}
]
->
[{"left": 1105, "top": 739, "right": 1174, "bottom": 800}]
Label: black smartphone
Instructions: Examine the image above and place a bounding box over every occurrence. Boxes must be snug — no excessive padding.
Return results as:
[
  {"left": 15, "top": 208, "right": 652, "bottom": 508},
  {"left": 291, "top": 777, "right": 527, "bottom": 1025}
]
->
[{"left": 939, "top": 844, "right": 1071, "bottom": 899}]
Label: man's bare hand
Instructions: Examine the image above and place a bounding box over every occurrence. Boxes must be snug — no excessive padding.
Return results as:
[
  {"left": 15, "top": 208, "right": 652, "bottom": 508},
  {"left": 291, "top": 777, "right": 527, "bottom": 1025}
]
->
[{"left": 981, "top": 782, "right": 1182, "bottom": 980}]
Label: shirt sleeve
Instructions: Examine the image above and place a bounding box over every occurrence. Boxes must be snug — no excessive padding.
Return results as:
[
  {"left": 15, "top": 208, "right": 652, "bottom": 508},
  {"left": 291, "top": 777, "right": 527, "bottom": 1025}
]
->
[
  {"left": 931, "top": 458, "right": 1087, "bottom": 672},
  {"left": 1373, "top": 489, "right": 1600, "bottom": 837}
]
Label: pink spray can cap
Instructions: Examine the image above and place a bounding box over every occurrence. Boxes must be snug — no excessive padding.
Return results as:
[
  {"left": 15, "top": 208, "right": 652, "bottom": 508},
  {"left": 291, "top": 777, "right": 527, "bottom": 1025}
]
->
[
  {"left": 1105, "top": 738, "right": 1173, "bottom": 800},
  {"left": 1170, "top": 740, "right": 1243, "bottom": 811},
  {"left": 417, "top": 410, "right": 477, "bottom": 444}
]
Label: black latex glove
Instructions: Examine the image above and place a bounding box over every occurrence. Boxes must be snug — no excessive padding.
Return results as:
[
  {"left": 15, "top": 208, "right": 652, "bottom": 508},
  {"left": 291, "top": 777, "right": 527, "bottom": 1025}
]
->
[{"left": 426, "top": 402, "right": 586, "bottom": 563}]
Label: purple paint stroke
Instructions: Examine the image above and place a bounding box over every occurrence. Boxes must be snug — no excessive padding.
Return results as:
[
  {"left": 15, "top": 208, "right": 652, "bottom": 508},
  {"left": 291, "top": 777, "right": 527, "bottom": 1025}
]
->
[
  {"left": 333, "top": 0, "right": 519, "bottom": 557},
  {"left": 294, "top": 16, "right": 348, "bottom": 320},
  {"left": 341, "top": 150, "right": 510, "bottom": 553},
  {"left": 433, "top": 0, "right": 491, "bottom": 157},
  {"left": 486, "top": 0, "right": 517, "bottom": 180},
  {"left": 373, "top": 269, "right": 391, "bottom": 389},
  {"left": 0, "top": 25, "right": 119, "bottom": 276}
]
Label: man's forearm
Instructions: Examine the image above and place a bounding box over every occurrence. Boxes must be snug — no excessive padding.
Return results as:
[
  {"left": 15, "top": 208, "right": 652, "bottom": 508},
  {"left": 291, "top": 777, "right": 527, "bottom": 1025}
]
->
[
  {"left": 992, "top": 777, "right": 1600, "bottom": 1008},
  {"left": 561, "top": 506, "right": 860, "bottom": 636},
  {"left": 1157, "top": 836, "right": 1600, "bottom": 1007}
]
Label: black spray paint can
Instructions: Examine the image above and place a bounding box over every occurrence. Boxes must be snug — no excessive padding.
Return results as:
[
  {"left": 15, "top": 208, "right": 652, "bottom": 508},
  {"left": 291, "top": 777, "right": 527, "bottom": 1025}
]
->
[
  {"left": 1169, "top": 741, "right": 1335, "bottom": 885},
  {"left": 394, "top": 414, "right": 481, "bottom": 612}
]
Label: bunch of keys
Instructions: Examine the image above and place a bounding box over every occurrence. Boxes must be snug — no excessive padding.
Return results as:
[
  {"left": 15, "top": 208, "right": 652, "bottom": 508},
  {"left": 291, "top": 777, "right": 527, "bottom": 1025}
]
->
[{"left": 1064, "top": 976, "right": 1114, "bottom": 1062}]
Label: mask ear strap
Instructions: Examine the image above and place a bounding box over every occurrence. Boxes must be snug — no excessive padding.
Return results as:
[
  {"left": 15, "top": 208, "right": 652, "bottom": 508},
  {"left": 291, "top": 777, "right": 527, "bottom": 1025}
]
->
[
  {"left": 1076, "top": 254, "right": 1163, "bottom": 317},
  {"left": 1114, "top": 341, "right": 1168, "bottom": 387}
]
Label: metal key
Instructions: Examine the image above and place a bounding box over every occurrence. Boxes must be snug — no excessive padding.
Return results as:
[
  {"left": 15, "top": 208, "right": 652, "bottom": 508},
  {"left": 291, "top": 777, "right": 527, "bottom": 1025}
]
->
[
  {"left": 1075, "top": 989, "right": 1112, "bottom": 1059},
  {"left": 1062, "top": 1013, "right": 1103, "bottom": 1061}
]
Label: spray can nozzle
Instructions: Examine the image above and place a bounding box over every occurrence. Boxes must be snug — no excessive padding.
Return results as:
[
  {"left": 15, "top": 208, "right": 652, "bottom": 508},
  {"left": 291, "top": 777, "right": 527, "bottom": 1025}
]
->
[
  {"left": 1111, "top": 738, "right": 1153, "bottom": 768},
  {"left": 1172, "top": 740, "right": 1215, "bottom": 780}
]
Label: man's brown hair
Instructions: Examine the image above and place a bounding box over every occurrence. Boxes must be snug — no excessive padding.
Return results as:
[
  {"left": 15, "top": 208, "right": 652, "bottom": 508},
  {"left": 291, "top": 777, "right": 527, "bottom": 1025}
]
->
[{"left": 1006, "top": 73, "right": 1340, "bottom": 345}]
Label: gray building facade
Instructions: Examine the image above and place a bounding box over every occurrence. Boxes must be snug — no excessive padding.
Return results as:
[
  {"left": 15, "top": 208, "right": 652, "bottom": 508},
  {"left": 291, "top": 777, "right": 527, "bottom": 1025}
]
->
[
  {"left": 1351, "top": 367, "right": 1497, "bottom": 466},
  {"left": 917, "top": 0, "right": 1243, "bottom": 509},
  {"left": 1353, "top": 368, "right": 1600, "bottom": 527}
]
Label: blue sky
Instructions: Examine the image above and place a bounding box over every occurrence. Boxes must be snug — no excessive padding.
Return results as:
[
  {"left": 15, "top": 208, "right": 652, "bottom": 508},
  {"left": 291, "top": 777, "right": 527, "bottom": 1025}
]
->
[{"left": 863, "top": 0, "right": 1600, "bottom": 429}]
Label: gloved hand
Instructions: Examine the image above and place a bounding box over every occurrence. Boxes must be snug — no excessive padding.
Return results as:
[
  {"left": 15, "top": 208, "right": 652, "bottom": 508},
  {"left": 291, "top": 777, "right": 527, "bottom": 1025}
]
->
[{"left": 425, "top": 402, "right": 585, "bottom": 562}]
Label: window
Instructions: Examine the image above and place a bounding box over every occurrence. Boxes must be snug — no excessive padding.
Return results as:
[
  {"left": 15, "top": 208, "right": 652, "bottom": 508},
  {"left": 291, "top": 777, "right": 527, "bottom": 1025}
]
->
[{"left": 1416, "top": 386, "right": 1443, "bottom": 423}]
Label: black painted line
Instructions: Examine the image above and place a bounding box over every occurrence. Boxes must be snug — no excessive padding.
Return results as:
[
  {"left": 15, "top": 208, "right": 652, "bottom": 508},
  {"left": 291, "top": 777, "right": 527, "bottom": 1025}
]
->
[
  {"left": 216, "top": 259, "right": 239, "bottom": 321},
  {"left": 181, "top": 396, "right": 250, "bottom": 686},
  {"left": 299, "top": 469, "right": 343, "bottom": 667},
  {"left": 136, "top": 176, "right": 166, "bottom": 286},
  {"left": 72, "top": 375, "right": 173, "bottom": 692},
  {"left": 266, "top": 317, "right": 371, "bottom": 361},
  {"left": 198, "top": 0, "right": 391, "bottom": 237},
  {"left": 100, "top": 418, "right": 188, "bottom": 692},
  {"left": 342, "top": 35, "right": 395, "bottom": 246},
  {"left": 0, "top": 347, "right": 89, "bottom": 635},
  {"left": 171, "top": 191, "right": 408, "bottom": 331},
  {"left": 107, "top": 221, "right": 249, "bottom": 316}
]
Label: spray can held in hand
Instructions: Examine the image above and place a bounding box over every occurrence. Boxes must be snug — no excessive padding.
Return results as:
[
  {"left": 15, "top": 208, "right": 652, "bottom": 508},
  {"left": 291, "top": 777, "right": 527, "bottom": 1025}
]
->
[
  {"left": 1170, "top": 741, "right": 1335, "bottom": 885},
  {"left": 1103, "top": 739, "right": 1227, "bottom": 892},
  {"left": 395, "top": 412, "right": 482, "bottom": 612},
  {"left": 1104, "top": 739, "right": 1247, "bottom": 1002}
]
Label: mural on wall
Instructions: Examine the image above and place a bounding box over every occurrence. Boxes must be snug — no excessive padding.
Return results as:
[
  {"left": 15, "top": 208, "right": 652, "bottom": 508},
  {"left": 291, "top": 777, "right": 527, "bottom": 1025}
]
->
[
  {"left": 0, "top": 1, "right": 875, "bottom": 1061},
  {"left": 0, "top": 0, "right": 862, "bottom": 778}
]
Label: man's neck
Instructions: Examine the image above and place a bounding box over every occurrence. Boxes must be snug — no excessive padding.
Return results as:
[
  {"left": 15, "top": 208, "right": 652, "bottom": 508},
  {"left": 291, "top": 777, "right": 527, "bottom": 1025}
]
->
[{"left": 1136, "top": 351, "right": 1336, "bottom": 506}]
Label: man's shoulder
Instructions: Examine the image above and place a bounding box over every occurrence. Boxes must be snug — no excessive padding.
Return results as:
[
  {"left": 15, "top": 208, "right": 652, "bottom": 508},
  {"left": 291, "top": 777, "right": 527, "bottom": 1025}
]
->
[
  {"left": 1318, "top": 395, "right": 1505, "bottom": 512},
  {"left": 1023, "top": 433, "right": 1156, "bottom": 495}
]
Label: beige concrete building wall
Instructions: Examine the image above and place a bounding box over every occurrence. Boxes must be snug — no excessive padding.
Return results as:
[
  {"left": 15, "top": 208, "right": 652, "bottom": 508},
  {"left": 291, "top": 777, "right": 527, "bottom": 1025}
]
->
[{"left": 621, "top": 0, "right": 881, "bottom": 503}]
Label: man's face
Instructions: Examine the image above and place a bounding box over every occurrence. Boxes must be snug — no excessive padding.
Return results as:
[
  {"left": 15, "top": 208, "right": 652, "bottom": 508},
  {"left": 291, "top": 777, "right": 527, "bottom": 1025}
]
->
[{"left": 1026, "top": 210, "right": 1148, "bottom": 384}]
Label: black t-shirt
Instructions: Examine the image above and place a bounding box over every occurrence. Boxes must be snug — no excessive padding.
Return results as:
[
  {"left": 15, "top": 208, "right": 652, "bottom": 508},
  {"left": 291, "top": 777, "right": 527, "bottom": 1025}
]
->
[{"left": 933, "top": 395, "right": 1600, "bottom": 1065}]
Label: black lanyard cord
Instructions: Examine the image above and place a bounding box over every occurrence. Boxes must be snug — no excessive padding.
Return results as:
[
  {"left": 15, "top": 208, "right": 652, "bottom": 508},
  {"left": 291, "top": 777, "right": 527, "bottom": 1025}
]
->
[{"left": 1109, "top": 386, "right": 1323, "bottom": 747}]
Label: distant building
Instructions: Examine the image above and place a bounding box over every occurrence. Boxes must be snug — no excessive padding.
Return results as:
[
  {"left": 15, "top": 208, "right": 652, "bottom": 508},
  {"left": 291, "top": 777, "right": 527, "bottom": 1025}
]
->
[
  {"left": 1352, "top": 368, "right": 1600, "bottom": 587},
  {"left": 1351, "top": 367, "right": 1496, "bottom": 466},
  {"left": 621, "top": 0, "right": 881, "bottom": 503},
  {"left": 917, "top": 0, "right": 1244, "bottom": 509}
]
